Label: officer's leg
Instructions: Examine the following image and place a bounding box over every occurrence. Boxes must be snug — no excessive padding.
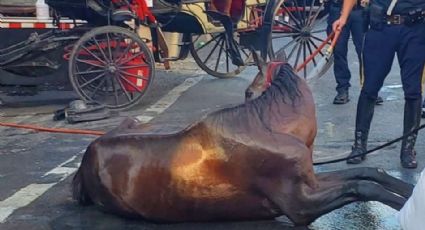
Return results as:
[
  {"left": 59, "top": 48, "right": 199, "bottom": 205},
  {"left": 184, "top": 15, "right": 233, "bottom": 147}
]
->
[
  {"left": 347, "top": 27, "right": 397, "bottom": 164},
  {"left": 396, "top": 24, "right": 425, "bottom": 169},
  {"left": 350, "top": 9, "right": 384, "bottom": 105},
  {"left": 348, "top": 9, "right": 364, "bottom": 60},
  {"left": 328, "top": 6, "right": 352, "bottom": 104}
]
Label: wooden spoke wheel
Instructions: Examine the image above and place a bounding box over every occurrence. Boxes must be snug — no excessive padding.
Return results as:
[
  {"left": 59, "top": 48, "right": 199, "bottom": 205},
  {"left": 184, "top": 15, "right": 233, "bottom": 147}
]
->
[
  {"left": 267, "top": 0, "right": 333, "bottom": 79},
  {"left": 69, "top": 26, "right": 155, "bottom": 110},
  {"left": 189, "top": 33, "right": 252, "bottom": 79}
]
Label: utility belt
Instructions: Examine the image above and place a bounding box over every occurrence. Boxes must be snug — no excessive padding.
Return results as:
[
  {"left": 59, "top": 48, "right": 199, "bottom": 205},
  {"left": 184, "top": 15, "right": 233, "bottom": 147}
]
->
[{"left": 369, "top": 3, "right": 425, "bottom": 30}]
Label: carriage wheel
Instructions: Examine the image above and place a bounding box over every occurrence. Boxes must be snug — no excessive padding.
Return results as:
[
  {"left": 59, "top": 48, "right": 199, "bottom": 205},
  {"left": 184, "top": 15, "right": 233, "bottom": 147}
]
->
[
  {"left": 267, "top": 0, "right": 333, "bottom": 79},
  {"left": 69, "top": 26, "right": 155, "bottom": 110},
  {"left": 189, "top": 33, "right": 251, "bottom": 79}
]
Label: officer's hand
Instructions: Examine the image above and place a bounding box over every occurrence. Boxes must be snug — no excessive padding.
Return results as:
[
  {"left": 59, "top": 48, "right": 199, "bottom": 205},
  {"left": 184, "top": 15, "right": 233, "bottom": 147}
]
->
[{"left": 332, "top": 18, "right": 346, "bottom": 32}]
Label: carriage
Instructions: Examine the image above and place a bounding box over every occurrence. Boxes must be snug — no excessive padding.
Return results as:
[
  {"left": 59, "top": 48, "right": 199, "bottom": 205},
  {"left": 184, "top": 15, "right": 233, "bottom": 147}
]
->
[{"left": 0, "top": 0, "right": 331, "bottom": 110}]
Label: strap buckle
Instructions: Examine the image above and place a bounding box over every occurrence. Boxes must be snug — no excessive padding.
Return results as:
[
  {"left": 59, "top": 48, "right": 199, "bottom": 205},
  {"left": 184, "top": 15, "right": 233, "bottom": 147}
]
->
[{"left": 388, "top": 15, "right": 402, "bottom": 24}]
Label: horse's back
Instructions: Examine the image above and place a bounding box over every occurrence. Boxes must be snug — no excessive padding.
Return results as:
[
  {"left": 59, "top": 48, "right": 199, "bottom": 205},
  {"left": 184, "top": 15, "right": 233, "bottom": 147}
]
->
[{"left": 76, "top": 121, "right": 300, "bottom": 222}]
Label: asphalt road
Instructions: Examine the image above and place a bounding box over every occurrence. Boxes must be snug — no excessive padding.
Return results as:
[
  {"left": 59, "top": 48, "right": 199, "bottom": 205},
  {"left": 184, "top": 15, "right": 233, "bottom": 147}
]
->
[{"left": 0, "top": 46, "right": 424, "bottom": 230}]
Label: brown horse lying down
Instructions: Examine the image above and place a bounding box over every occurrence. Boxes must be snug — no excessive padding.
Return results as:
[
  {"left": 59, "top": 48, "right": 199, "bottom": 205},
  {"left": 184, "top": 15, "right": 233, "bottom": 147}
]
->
[{"left": 73, "top": 52, "right": 413, "bottom": 226}]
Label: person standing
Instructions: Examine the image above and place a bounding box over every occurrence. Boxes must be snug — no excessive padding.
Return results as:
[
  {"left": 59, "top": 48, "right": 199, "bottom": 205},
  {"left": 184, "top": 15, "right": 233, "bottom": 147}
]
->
[
  {"left": 327, "top": 0, "right": 364, "bottom": 104},
  {"left": 333, "top": 0, "right": 425, "bottom": 168},
  {"left": 328, "top": 0, "right": 384, "bottom": 104}
]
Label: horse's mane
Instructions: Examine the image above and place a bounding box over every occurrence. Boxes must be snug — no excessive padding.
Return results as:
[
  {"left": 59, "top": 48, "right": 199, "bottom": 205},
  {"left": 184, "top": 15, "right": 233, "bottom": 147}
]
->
[
  {"left": 203, "top": 63, "right": 303, "bottom": 136},
  {"left": 257, "top": 63, "right": 302, "bottom": 105}
]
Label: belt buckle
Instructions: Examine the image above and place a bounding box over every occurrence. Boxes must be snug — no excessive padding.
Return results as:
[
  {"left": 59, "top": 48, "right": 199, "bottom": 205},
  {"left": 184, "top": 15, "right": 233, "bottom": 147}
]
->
[{"left": 393, "top": 15, "right": 401, "bottom": 24}]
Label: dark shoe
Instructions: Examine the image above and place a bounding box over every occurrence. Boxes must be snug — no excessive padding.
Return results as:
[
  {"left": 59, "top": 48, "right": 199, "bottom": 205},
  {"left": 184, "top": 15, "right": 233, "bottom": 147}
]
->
[
  {"left": 401, "top": 149, "right": 417, "bottom": 169},
  {"left": 347, "top": 131, "right": 367, "bottom": 164},
  {"left": 376, "top": 96, "right": 384, "bottom": 105},
  {"left": 347, "top": 146, "right": 366, "bottom": 164},
  {"left": 422, "top": 104, "right": 425, "bottom": 118},
  {"left": 333, "top": 91, "right": 349, "bottom": 104},
  {"left": 400, "top": 98, "right": 422, "bottom": 169}
]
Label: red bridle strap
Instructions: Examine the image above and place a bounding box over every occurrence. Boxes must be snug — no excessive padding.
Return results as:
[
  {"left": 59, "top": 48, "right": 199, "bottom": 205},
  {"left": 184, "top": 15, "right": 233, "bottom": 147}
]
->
[{"left": 265, "top": 61, "right": 285, "bottom": 88}]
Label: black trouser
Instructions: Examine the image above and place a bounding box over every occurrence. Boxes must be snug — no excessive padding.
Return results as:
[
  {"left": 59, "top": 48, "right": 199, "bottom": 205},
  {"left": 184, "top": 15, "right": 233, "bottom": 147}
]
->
[{"left": 327, "top": 6, "right": 365, "bottom": 93}]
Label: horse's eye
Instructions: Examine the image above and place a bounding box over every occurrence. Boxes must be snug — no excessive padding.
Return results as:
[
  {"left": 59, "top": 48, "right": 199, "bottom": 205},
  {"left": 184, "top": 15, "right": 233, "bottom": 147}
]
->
[{"left": 245, "top": 91, "right": 254, "bottom": 99}]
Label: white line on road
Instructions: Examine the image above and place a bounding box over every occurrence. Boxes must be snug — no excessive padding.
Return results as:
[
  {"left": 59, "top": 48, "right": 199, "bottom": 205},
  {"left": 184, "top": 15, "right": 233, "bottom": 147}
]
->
[
  {"left": 0, "top": 76, "right": 203, "bottom": 224},
  {"left": 0, "top": 150, "right": 84, "bottom": 223},
  {"left": 135, "top": 76, "right": 204, "bottom": 122}
]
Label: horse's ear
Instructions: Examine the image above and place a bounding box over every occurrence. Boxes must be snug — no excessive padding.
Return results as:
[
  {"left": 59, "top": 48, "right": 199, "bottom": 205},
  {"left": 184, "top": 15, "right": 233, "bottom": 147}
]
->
[{"left": 251, "top": 50, "right": 266, "bottom": 73}]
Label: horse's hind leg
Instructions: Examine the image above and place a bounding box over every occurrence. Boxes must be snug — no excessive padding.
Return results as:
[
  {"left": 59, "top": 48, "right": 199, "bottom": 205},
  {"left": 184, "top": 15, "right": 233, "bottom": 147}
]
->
[
  {"left": 259, "top": 178, "right": 406, "bottom": 226},
  {"left": 316, "top": 167, "right": 414, "bottom": 198}
]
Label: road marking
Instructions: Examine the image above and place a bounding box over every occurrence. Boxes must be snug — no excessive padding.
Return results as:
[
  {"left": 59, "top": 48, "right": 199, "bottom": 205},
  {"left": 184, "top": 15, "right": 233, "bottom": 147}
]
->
[
  {"left": 135, "top": 76, "right": 204, "bottom": 122},
  {"left": 0, "top": 184, "right": 56, "bottom": 223},
  {"left": 0, "top": 76, "right": 203, "bottom": 223},
  {"left": 0, "top": 150, "right": 83, "bottom": 224}
]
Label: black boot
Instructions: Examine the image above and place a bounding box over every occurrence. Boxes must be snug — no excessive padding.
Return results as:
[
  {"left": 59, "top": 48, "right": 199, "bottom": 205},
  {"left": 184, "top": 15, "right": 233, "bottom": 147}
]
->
[
  {"left": 400, "top": 98, "right": 421, "bottom": 169},
  {"left": 347, "top": 94, "right": 376, "bottom": 164},
  {"left": 376, "top": 95, "right": 384, "bottom": 105},
  {"left": 333, "top": 90, "right": 350, "bottom": 104},
  {"left": 206, "top": 11, "right": 244, "bottom": 66}
]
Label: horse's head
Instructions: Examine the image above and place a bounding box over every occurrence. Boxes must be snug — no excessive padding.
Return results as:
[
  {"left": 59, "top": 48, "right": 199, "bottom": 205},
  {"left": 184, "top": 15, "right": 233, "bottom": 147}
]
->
[{"left": 245, "top": 49, "right": 287, "bottom": 101}]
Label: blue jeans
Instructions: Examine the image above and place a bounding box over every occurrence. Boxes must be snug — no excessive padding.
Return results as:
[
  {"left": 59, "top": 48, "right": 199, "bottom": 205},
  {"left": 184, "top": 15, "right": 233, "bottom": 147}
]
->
[{"left": 327, "top": 6, "right": 365, "bottom": 93}]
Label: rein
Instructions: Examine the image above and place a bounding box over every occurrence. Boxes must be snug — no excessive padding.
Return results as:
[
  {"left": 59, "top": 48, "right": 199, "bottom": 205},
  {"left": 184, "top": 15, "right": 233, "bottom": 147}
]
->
[
  {"left": 263, "top": 61, "right": 425, "bottom": 166},
  {"left": 313, "top": 123, "right": 425, "bottom": 165}
]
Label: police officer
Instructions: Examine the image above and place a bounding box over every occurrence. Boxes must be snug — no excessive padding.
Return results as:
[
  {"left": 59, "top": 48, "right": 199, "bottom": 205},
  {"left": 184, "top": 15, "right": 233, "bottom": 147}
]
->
[
  {"left": 333, "top": 0, "right": 425, "bottom": 168},
  {"left": 327, "top": 0, "right": 365, "bottom": 104},
  {"left": 328, "top": 0, "right": 384, "bottom": 104}
]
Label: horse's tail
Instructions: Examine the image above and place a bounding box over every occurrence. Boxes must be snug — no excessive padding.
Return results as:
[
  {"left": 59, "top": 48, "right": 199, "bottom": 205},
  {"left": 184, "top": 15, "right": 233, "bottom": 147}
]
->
[{"left": 72, "top": 149, "right": 94, "bottom": 206}]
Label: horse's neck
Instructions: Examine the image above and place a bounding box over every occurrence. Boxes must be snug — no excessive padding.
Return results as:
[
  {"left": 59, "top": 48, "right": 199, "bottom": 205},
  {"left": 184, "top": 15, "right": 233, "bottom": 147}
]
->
[
  {"left": 204, "top": 104, "right": 266, "bottom": 138},
  {"left": 253, "top": 80, "right": 315, "bottom": 134},
  {"left": 204, "top": 78, "right": 315, "bottom": 135}
]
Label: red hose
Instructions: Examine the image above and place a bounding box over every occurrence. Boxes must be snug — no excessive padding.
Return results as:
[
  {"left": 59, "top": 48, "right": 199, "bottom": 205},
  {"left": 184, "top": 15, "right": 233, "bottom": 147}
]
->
[{"left": 0, "top": 122, "right": 105, "bottom": 136}]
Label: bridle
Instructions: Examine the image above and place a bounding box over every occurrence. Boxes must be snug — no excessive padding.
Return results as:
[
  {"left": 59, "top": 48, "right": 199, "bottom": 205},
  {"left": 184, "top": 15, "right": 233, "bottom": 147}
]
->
[{"left": 265, "top": 61, "right": 285, "bottom": 88}]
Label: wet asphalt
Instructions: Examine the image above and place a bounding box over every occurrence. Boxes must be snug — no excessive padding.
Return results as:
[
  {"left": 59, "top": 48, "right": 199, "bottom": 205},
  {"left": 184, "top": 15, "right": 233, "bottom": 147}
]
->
[{"left": 0, "top": 42, "right": 424, "bottom": 230}]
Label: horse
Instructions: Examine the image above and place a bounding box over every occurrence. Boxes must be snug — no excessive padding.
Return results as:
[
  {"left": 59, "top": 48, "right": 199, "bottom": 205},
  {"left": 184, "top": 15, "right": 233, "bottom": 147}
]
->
[
  {"left": 72, "top": 51, "right": 413, "bottom": 226},
  {"left": 245, "top": 47, "right": 288, "bottom": 101}
]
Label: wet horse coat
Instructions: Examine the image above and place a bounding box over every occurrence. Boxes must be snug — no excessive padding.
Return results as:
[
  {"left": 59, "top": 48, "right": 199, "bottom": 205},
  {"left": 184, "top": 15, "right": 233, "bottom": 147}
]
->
[{"left": 73, "top": 61, "right": 413, "bottom": 225}]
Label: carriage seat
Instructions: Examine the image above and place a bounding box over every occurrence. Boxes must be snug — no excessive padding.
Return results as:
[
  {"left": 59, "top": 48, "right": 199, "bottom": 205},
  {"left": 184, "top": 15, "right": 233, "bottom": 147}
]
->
[{"left": 150, "top": 0, "right": 210, "bottom": 15}]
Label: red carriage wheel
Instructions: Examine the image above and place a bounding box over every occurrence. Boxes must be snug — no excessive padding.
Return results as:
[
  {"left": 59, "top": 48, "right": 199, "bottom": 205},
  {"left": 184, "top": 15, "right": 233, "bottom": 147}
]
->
[
  {"left": 69, "top": 26, "right": 155, "bottom": 110},
  {"left": 264, "top": 0, "right": 333, "bottom": 79}
]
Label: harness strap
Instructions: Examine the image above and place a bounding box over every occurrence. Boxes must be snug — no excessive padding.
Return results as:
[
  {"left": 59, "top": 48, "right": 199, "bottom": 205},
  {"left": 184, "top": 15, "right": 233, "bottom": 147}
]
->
[{"left": 265, "top": 61, "right": 284, "bottom": 87}]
